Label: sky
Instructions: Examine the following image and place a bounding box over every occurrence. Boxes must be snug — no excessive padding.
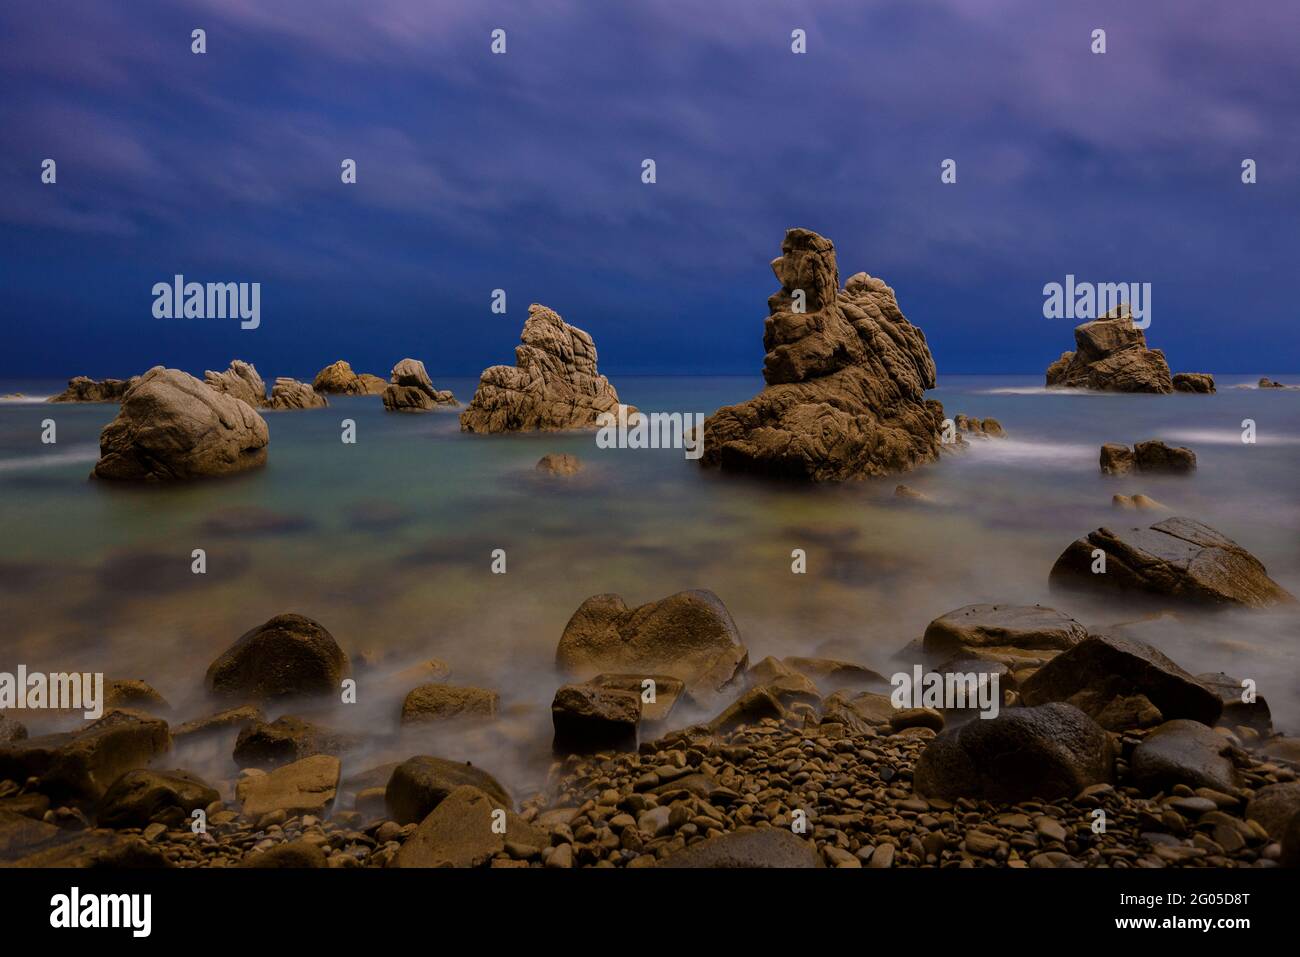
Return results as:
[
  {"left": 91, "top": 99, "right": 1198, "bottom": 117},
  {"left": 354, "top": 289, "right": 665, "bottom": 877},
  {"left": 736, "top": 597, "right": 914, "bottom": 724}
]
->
[{"left": 2, "top": 0, "right": 1298, "bottom": 381}]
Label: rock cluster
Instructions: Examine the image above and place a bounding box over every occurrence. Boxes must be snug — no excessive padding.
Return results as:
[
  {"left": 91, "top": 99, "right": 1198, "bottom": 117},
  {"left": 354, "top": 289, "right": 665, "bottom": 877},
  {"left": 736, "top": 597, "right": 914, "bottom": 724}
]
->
[
  {"left": 382, "top": 358, "right": 457, "bottom": 412},
  {"left": 48, "top": 375, "right": 140, "bottom": 403},
  {"left": 700, "top": 229, "right": 944, "bottom": 480},
  {"left": 1100, "top": 440, "right": 1196, "bottom": 475},
  {"left": 1045, "top": 310, "right": 1174, "bottom": 393},
  {"left": 269, "top": 378, "right": 328, "bottom": 410},
  {"left": 460, "top": 304, "right": 631, "bottom": 432},
  {"left": 953, "top": 414, "right": 1005, "bottom": 438},
  {"left": 91, "top": 367, "right": 269, "bottom": 482}
]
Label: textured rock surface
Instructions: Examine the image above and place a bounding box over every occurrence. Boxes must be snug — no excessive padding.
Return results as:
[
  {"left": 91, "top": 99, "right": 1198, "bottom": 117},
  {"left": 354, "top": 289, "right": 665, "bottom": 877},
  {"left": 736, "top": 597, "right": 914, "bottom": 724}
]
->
[
  {"left": 205, "top": 613, "right": 351, "bottom": 701},
  {"left": 555, "top": 589, "right": 748, "bottom": 695},
  {"left": 91, "top": 367, "right": 269, "bottom": 481},
  {"left": 1049, "top": 516, "right": 1294, "bottom": 607},
  {"left": 393, "top": 785, "right": 546, "bottom": 868},
  {"left": 382, "top": 358, "right": 457, "bottom": 412},
  {"left": 268, "top": 377, "right": 327, "bottom": 410},
  {"left": 700, "top": 228, "right": 943, "bottom": 480},
  {"left": 384, "top": 756, "right": 511, "bottom": 825},
  {"left": 1172, "top": 372, "right": 1216, "bottom": 393},
  {"left": 96, "top": 769, "right": 219, "bottom": 828},
  {"left": 914, "top": 702, "right": 1113, "bottom": 802},
  {"left": 312, "top": 360, "right": 386, "bottom": 395},
  {"left": 551, "top": 683, "right": 642, "bottom": 754},
  {"left": 1133, "top": 440, "right": 1196, "bottom": 472},
  {"left": 1020, "top": 633, "right": 1223, "bottom": 726},
  {"left": 203, "top": 359, "right": 267, "bottom": 407},
  {"left": 922, "top": 604, "right": 1088, "bottom": 659},
  {"left": 1100, "top": 443, "right": 1136, "bottom": 475},
  {"left": 399, "top": 685, "right": 499, "bottom": 724},
  {"left": 1045, "top": 310, "right": 1173, "bottom": 393},
  {"left": 1129, "top": 720, "right": 1238, "bottom": 793},
  {"left": 460, "top": 304, "right": 630, "bottom": 432},
  {"left": 49, "top": 375, "right": 139, "bottom": 403},
  {"left": 236, "top": 754, "right": 340, "bottom": 818},
  {"left": 1196, "top": 671, "right": 1272, "bottom": 733},
  {"left": 233, "top": 715, "right": 358, "bottom": 769}
]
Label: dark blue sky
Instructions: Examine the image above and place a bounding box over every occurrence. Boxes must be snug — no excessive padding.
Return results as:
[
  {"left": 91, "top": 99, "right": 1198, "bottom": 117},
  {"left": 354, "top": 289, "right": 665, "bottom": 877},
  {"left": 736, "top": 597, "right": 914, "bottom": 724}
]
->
[{"left": 3, "top": 0, "right": 1298, "bottom": 380}]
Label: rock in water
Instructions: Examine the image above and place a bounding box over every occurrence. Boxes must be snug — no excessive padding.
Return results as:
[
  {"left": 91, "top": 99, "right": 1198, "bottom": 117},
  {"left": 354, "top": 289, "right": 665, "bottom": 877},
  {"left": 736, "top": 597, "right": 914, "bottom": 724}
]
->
[
  {"left": 48, "top": 375, "right": 140, "bottom": 403},
  {"left": 205, "top": 613, "right": 351, "bottom": 701},
  {"left": 913, "top": 702, "right": 1113, "bottom": 802},
  {"left": 922, "top": 604, "right": 1088, "bottom": 659},
  {"left": 555, "top": 589, "right": 748, "bottom": 695},
  {"left": 268, "top": 378, "right": 328, "bottom": 410},
  {"left": 699, "top": 228, "right": 943, "bottom": 480},
  {"left": 536, "top": 452, "right": 583, "bottom": 476},
  {"left": 1045, "top": 308, "right": 1173, "bottom": 393},
  {"left": 1172, "top": 372, "right": 1215, "bottom": 393},
  {"left": 312, "top": 360, "right": 386, "bottom": 395},
  {"left": 459, "top": 303, "right": 631, "bottom": 432},
  {"left": 385, "top": 756, "right": 512, "bottom": 825},
  {"left": 1049, "top": 516, "right": 1294, "bottom": 607},
  {"left": 382, "top": 358, "right": 458, "bottom": 412},
  {"left": 203, "top": 359, "right": 268, "bottom": 408},
  {"left": 1133, "top": 440, "right": 1196, "bottom": 473},
  {"left": 91, "top": 367, "right": 269, "bottom": 481}
]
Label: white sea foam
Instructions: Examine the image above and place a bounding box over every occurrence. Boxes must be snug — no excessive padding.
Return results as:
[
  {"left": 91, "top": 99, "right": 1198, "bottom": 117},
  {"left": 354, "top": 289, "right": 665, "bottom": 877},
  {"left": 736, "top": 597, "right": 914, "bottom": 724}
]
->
[
  {"left": 0, "top": 395, "right": 55, "bottom": 404},
  {"left": 0, "top": 446, "right": 98, "bottom": 472},
  {"left": 972, "top": 386, "right": 1122, "bottom": 397},
  {"left": 1162, "top": 429, "right": 1300, "bottom": 447},
  {"left": 957, "top": 437, "right": 1095, "bottom": 466}
]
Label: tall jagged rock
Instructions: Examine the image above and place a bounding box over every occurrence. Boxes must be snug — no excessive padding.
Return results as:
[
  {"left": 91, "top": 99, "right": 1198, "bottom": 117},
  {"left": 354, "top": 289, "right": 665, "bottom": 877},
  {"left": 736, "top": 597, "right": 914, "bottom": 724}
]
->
[
  {"left": 699, "top": 228, "right": 943, "bottom": 480},
  {"left": 1046, "top": 308, "right": 1173, "bottom": 393},
  {"left": 460, "top": 304, "right": 632, "bottom": 432},
  {"left": 204, "top": 359, "right": 268, "bottom": 408}
]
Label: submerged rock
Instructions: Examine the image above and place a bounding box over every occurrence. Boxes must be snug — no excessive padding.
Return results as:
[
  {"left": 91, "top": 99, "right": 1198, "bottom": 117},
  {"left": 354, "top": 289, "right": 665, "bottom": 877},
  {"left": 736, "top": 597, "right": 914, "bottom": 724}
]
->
[
  {"left": 1172, "top": 372, "right": 1215, "bottom": 394},
  {"left": 1100, "top": 440, "right": 1196, "bottom": 474},
  {"left": 382, "top": 358, "right": 458, "bottom": 412},
  {"left": 48, "top": 375, "right": 140, "bottom": 403},
  {"left": 460, "top": 304, "right": 631, "bottom": 432},
  {"left": 268, "top": 377, "right": 328, "bottom": 410},
  {"left": 555, "top": 589, "right": 748, "bottom": 696},
  {"left": 203, "top": 359, "right": 268, "bottom": 408},
  {"left": 536, "top": 452, "right": 583, "bottom": 476},
  {"left": 1049, "top": 516, "right": 1294, "bottom": 608},
  {"left": 205, "top": 613, "right": 351, "bottom": 701},
  {"left": 91, "top": 367, "right": 269, "bottom": 481},
  {"left": 1045, "top": 308, "right": 1173, "bottom": 393},
  {"left": 312, "top": 360, "right": 386, "bottom": 396},
  {"left": 700, "top": 228, "right": 943, "bottom": 480},
  {"left": 914, "top": 702, "right": 1113, "bottom": 802},
  {"left": 1112, "top": 493, "right": 1167, "bottom": 511},
  {"left": 954, "top": 414, "right": 1006, "bottom": 438}
]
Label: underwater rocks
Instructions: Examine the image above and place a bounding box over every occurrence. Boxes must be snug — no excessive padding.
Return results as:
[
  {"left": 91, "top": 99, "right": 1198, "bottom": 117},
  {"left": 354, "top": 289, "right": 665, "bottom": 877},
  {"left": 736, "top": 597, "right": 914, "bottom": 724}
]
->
[
  {"left": 1019, "top": 633, "right": 1223, "bottom": 727},
  {"left": 1100, "top": 440, "right": 1197, "bottom": 475},
  {"left": 1049, "top": 516, "right": 1294, "bottom": 608},
  {"left": 1112, "top": 493, "right": 1167, "bottom": 511},
  {"left": 536, "top": 452, "right": 583, "bottom": 476},
  {"left": 700, "top": 228, "right": 943, "bottom": 480},
  {"left": 268, "top": 377, "right": 328, "bottom": 410},
  {"left": 555, "top": 589, "right": 747, "bottom": 696},
  {"left": 203, "top": 359, "right": 267, "bottom": 408},
  {"left": 205, "top": 613, "right": 351, "bottom": 701},
  {"left": 1045, "top": 309, "right": 1173, "bottom": 393},
  {"left": 312, "top": 360, "right": 387, "bottom": 396},
  {"left": 1173, "top": 373, "right": 1216, "bottom": 394},
  {"left": 913, "top": 702, "right": 1114, "bottom": 803},
  {"left": 382, "top": 358, "right": 458, "bottom": 412},
  {"left": 91, "top": 367, "right": 269, "bottom": 481},
  {"left": 460, "top": 303, "right": 632, "bottom": 432},
  {"left": 48, "top": 375, "right": 140, "bottom": 403}
]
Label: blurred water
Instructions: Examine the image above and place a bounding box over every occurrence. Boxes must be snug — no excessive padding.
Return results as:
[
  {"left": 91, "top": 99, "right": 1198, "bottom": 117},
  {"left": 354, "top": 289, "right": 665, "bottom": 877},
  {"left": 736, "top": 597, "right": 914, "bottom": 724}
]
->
[{"left": 1, "top": 374, "right": 1298, "bottom": 795}]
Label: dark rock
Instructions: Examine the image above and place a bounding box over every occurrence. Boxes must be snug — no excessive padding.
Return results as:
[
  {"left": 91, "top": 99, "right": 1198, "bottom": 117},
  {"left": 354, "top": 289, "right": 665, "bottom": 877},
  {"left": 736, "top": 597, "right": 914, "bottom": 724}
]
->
[
  {"left": 781, "top": 656, "right": 888, "bottom": 693},
  {"left": 922, "top": 603, "right": 1088, "bottom": 659},
  {"left": 239, "top": 839, "right": 328, "bottom": 868},
  {"left": 700, "top": 228, "right": 943, "bottom": 480},
  {"left": 173, "top": 705, "right": 265, "bottom": 742},
  {"left": 96, "top": 769, "right": 219, "bottom": 828},
  {"left": 393, "top": 785, "right": 546, "bottom": 868},
  {"left": 661, "top": 828, "right": 823, "bottom": 868},
  {"left": 590, "top": 673, "right": 684, "bottom": 725},
  {"left": 1049, "top": 516, "right": 1294, "bottom": 607},
  {"left": 0, "top": 715, "right": 26, "bottom": 744},
  {"left": 1244, "top": 782, "right": 1300, "bottom": 840},
  {"left": 1133, "top": 440, "right": 1196, "bottom": 473},
  {"left": 552, "top": 684, "right": 641, "bottom": 754},
  {"left": 1196, "top": 672, "right": 1272, "bottom": 734},
  {"left": 1020, "top": 633, "right": 1222, "bottom": 727},
  {"left": 1129, "top": 720, "right": 1238, "bottom": 794},
  {"left": 1100, "top": 443, "right": 1135, "bottom": 475},
  {"left": 1172, "top": 373, "right": 1215, "bottom": 394},
  {"left": 233, "top": 716, "right": 358, "bottom": 770},
  {"left": 707, "top": 687, "right": 786, "bottom": 732},
  {"left": 914, "top": 702, "right": 1113, "bottom": 802},
  {"left": 385, "top": 755, "right": 512, "bottom": 825},
  {"left": 399, "top": 685, "right": 498, "bottom": 724},
  {"left": 48, "top": 375, "right": 140, "bottom": 404},
  {"left": 103, "top": 679, "right": 169, "bottom": 714},
  {"left": 205, "top": 613, "right": 351, "bottom": 701}
]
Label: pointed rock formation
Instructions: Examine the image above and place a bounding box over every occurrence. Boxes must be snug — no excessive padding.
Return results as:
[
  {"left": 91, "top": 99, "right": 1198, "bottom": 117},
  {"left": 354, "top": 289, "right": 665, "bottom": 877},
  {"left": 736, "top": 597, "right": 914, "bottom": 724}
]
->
[
  {"left": 312, "top": 360, "right": 386, "bottom": 396},
  {"left": 382, "top": 358, "right": 458, "bottom": 412},
  {"left": 699, "top": 228, "right": 944, "bottom": 480},
  {"left": 91, "top": 367, "right": 269, "bottom": 481},
  {"left": 1046, "top": 308, "right": 1173, "bottom": 393},
  {"left": 460, "top": 304, "right": 632, "bottom": 432},
  {"left": 204, "top": 359, "right": 268, "bottom": 408}
]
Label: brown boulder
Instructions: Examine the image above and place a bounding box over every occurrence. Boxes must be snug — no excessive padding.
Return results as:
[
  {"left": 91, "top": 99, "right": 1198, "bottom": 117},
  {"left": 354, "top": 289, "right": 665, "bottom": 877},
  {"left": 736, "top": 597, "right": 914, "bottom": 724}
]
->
[
  {"left": 48, "top": 375, "right": 140, "bottom": 403},
  {"left": 384, "top": 755, "right": 511, "bottom": 825},
  {"left": 399, "top": 685, "right": 499, "bottom": 724},
  {"left": 536, "top": 452, "right": 583, "bottom": 476},
  {"left": 393, "top": 785, "right": 546, "bottom": 868},
  {"left": 91, "top": 367, "right": 268, "bottom": 481},
  {"left": 1172, "top": 373, "right": 1215, "bottom": 394},
  {"left": 1045, "top": 308, "right": 1173, "bottom": 393},
  {"left": 96, "top": 768, "right": 219, "bottom": 828},
  {"left": 922, "top": 604, "right": 1088, "bottom": 659},
  {"left": 268, "top": 377, "right": 328, "bottom": 410},
  {"left": 551, "top": 683, "right": 641, "bottom": 754},
  {"left": 236, "top": 755, "right": 340, "bottom": 819},
  {"left": 312, "top": 360, "right": 385, "bottom": 395},
  {"left": 203, "top": 359, "right": 267, "bottom": 408},
  {"left": 205, "top": 613, "right": 351, "bottom": 701}
]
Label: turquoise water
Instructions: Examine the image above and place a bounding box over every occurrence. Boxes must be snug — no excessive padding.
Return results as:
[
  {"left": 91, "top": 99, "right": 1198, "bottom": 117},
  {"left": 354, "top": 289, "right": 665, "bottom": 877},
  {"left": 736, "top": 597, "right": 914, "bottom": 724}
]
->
[{"left": 2, "top": 375, "right": 1298, "bottom": 792}]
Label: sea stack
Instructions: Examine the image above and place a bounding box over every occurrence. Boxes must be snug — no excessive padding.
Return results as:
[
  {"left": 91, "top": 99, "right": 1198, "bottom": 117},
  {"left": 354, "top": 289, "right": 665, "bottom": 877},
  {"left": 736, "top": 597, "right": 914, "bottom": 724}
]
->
[
  {"left": 699, "top": 228, "right": 944, "bottom": 480},
  {"left": 460, "top": 303, "right": 632, "bottom": 432},
  {"left": 1045, "top": 308, "right": 1173, "bottom": 393}
]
